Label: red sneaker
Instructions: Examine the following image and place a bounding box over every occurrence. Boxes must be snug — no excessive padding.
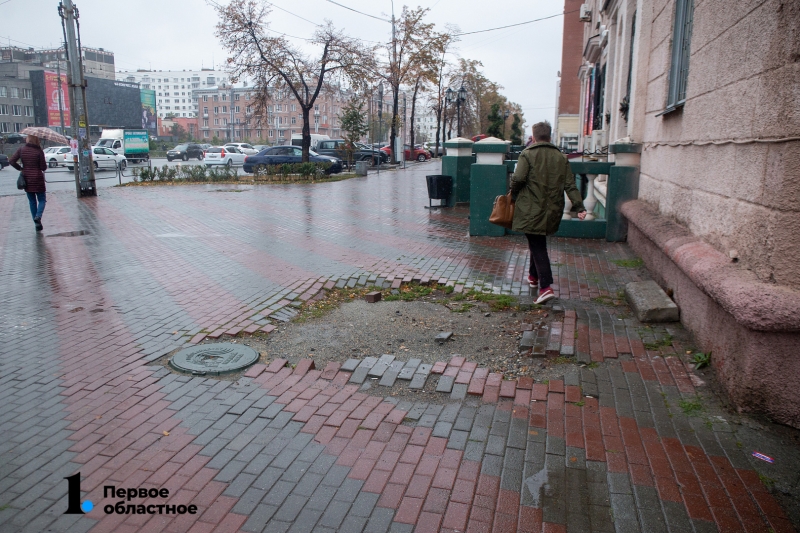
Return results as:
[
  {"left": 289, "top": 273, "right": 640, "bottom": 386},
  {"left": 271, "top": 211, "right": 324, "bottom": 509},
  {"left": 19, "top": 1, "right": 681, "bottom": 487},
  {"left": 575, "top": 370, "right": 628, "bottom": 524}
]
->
[
  {"left": 527, "top": 275, "right": 538, "bottom": 288},
  {"left": 534, "top": 287, "right": 555, "bottom": 304}
]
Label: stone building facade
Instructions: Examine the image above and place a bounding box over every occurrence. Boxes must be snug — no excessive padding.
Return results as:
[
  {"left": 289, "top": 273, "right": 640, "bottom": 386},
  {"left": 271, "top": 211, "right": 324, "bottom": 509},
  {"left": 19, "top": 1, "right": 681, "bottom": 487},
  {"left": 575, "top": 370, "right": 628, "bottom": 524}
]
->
[{"left": 569, "top": 0, "right": 800, "bottom": 426}]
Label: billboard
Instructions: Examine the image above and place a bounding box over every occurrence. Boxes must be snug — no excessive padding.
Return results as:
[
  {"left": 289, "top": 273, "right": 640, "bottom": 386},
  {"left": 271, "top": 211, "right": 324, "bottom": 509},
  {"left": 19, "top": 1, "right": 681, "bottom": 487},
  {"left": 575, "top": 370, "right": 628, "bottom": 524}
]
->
[
  {"left": 140, "top": 89, "right": 156, "bottom": 133},
  {"left": 44, "top": 70, "right": 70, "bottom": 127}
]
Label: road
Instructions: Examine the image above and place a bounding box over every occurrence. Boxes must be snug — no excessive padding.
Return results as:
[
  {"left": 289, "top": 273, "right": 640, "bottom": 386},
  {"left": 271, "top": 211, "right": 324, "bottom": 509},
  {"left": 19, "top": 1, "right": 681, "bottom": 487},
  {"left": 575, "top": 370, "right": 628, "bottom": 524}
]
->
[{"left": 0, "top": 158, "right": 237, "bottom": 197}]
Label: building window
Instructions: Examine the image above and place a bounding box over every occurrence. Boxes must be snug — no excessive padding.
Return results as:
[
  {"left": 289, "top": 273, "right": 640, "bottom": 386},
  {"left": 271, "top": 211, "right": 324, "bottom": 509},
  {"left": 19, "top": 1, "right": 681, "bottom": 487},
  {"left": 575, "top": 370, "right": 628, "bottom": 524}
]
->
[
  {"left": 24, "top": 106, "right": 34, "bottom": 117},
  {"left": 214, "top": 107, "right": 219, "bottom": 114},
  {"left": 12, "top": 105, "right": 22, "bottom": 116},
  {"left": 213, "top": 95, "right": 219, "bottom": 102},
  {"left": 0, "top": 122, "right": 8, "bottom": 132},
  {"left": 291, "top": 104, "right": 296, "bottom": 112},
  {"left": 0, "top": 104, "right": 7, "bottom": 115},
  {"left": 222, "top": 106, "right": 227, "bottom": 113},
  {"left": 235, "top": 94, "right": 240, "bottom": 101},
  {"left": 0, "top": 87, "right": 6, "bottom": 97},
  {"left": 222, "top": 94, "right": 227, "bottom": 101},
  {"left": 235, "top": 106, "right": 240, "bottom": 113},
  {"left": 10, "top": 87, "right": 19, "bottom": 98},
  {"left": 204, "top": 107, "right": 208, "bottom": 115},
  {"left": 214, "top": 119, "right": 219, "bottom": 125},
  {"left": 22, "top": 89, "right": 32, "bottom": 99},
  {"left": 269, "top": 130, "right": 274, "bottom": 137},
  {"left": 203, "top": 119, "right": 209, "bottom": 127},
  {"left": 203, "top": 131, "right": 209, "bottom": 138},
  {"left": 664, "top": 0, "right": 694, "bottom": 113},
  {"left": 291, "top": 117, "right": 296, "bottom": 124},
  {"left": 203, "top": 95, "right": 208, "bottom": 101},
  {"left": 14, "top": 123, "right": 22, "bottom": 132}
]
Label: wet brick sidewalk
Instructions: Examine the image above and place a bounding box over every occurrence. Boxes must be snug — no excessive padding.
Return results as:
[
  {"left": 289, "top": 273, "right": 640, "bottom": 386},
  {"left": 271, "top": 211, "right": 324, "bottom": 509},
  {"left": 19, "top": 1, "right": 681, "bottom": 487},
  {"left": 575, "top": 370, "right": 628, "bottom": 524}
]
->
[{"left": 0, "top": 163, "right": 796, "bottom": 533}]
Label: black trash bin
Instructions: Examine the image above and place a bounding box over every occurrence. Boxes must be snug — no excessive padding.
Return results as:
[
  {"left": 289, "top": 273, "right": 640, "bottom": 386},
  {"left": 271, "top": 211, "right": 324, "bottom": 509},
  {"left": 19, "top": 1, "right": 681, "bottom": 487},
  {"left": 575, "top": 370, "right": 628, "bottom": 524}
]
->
[{"left": 425, "top": 174, "right": 453, "bottom": 208}]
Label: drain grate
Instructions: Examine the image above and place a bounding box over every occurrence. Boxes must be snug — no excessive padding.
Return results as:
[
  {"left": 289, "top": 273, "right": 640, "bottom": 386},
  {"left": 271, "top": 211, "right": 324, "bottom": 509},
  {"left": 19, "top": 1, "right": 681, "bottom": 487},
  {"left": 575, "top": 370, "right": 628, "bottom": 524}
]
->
[{"left": 48, "top": 230, "right": 90, "bottom": 237}]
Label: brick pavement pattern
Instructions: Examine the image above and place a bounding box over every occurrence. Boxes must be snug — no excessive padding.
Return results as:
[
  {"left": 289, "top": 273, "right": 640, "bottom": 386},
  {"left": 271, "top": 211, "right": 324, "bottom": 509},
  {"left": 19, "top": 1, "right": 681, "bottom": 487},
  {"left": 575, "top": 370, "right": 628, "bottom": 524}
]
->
[{"left": 0, "top": 164, "right": 795, "bottom": 533}]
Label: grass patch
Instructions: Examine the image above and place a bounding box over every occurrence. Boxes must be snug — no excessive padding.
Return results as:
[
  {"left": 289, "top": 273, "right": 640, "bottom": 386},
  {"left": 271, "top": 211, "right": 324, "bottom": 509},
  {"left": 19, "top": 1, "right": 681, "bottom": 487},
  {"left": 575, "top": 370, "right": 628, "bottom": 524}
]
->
[
  {"left": 549, "top": 356, "right": 575, "bottom": 365},
  {"left": 451, "top": 303, "right": 475, "bottom": 313},
  {"left": 294, "top": 286, "right": 374, "bottom": 323},
  {"left": 466, "top": 290, "right": 517, "bottom": 311},
  {"left": 585, "top": 361, "right": 599, "bottom": 369},
  {"left": 442, "top": 285, "right": 454, "bottom": 294},
  {"left": 644, "top": 334, "right": 674, "bottom": 351},
  {"left": 592, "top": 295, "right": 625, "bottom": 307},
  {"left": 574, "top": 400, "right": 585, "bottom": 407},
  {"left": 679, "top": 397, "right": 704, "bottom": 416},
  {"left": 383, "top": 284, "right": 434, "bottom": 302},
  {"left": 692, "top": 352, "right": 711, "bottom": 369},
  {"left": 611, "top": 258, "right": 644, "bottom": 268},
  {"left": 758, "top": 473, "right": 775, "bottom": 490}
]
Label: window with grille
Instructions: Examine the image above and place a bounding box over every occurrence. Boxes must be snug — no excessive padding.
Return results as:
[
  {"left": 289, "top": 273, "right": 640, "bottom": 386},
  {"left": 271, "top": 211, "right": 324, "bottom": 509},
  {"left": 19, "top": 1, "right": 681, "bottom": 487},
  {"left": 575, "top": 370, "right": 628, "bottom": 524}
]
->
[{"left": 663, "top": 0, "right": 694, "bottom": 114}]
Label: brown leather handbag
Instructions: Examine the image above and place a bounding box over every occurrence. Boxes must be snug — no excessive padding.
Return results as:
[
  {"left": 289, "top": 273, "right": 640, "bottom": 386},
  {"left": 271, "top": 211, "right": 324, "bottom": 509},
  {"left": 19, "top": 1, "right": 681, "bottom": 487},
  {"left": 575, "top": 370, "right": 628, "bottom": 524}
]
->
[{"left": 489, "top": 192, "right": 514, "bottom": 229}]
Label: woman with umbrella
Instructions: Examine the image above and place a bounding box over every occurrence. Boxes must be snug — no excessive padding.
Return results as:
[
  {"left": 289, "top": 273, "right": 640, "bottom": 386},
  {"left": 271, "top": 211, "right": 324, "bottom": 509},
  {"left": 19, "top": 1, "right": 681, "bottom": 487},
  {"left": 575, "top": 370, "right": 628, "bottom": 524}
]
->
[{"left": 9, "top": 127, "right": 68, "bottom": 232}]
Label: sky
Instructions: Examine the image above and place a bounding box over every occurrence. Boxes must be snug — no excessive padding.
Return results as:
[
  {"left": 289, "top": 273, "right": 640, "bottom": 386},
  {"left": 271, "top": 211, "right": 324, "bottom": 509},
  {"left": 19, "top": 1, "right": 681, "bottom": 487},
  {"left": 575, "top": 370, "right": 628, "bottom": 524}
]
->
[{"left": 0, "top": 0, "right": 566, "bottom": 128}]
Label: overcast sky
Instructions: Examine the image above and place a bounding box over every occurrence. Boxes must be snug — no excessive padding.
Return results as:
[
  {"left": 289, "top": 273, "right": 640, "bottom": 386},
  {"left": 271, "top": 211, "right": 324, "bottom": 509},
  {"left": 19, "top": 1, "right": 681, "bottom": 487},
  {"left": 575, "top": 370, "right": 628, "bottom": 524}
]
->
[{"left": 1, "top": 0, "right": 566, "bottom": 128}]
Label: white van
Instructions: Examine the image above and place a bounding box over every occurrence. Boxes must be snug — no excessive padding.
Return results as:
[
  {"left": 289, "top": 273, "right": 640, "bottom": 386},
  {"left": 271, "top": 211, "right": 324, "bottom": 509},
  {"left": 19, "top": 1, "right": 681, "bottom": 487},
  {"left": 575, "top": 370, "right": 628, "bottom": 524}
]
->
[{"left": 290, "top": 133, "right": 330, "bottom": 151}]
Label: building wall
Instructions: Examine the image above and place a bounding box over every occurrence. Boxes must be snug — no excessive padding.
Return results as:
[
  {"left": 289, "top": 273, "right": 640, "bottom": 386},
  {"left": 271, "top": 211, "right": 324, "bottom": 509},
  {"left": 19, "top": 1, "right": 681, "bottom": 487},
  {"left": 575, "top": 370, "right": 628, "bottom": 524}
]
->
[
  {"left": 0, "top": 63, "right": 37, "bottom": 134},
  {"left": 559, "top": 0, "right": 585, "bottom": 116},
  {"left": 117, "top": 70, "right": 229, "bottom": 119},
  {"left": 195, "top": 85, "right": 345, "bottom": 144},
  {"left": 633, "top": 0, "right": 800, "bottom": 289}
]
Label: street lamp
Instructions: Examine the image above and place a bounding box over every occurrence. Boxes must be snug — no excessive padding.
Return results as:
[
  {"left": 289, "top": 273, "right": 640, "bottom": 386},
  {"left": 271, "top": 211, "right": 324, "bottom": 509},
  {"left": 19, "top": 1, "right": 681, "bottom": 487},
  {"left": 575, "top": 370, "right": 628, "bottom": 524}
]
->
[
  {"left": 445, "top": 88, "right": 454, "bottom": 140},
  {"left": 503, "top": 109, "right": 510, "bottom": 139},
  {"left": 456, "top": 85, "right": 466, "bottom": 138},
  {"left": 377, "top": 82, "right": 383, "bottom": 173}
]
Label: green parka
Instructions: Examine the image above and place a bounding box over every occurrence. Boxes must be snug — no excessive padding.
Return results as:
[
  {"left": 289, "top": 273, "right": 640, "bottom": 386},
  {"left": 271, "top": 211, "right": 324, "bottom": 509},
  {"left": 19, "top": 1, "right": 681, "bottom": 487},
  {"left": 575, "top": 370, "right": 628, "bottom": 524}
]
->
[{"left": 510, "top": 142, "right": 585, "bottom": 235}]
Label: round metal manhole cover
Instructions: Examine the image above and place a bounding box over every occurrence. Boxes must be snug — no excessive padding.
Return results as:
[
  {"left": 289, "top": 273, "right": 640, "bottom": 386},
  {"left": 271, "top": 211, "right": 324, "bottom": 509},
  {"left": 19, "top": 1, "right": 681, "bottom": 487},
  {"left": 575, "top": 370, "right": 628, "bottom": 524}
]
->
[{"left": 169, "top": 343, "right": 259, "bottom": 376}]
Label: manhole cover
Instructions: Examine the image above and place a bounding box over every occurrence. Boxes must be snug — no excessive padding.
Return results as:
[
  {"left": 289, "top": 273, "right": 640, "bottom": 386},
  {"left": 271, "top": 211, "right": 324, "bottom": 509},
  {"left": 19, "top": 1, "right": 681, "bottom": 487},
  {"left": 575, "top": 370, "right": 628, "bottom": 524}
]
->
[{"left": 169, "top": 343, "right": 259, "bottom": 376}]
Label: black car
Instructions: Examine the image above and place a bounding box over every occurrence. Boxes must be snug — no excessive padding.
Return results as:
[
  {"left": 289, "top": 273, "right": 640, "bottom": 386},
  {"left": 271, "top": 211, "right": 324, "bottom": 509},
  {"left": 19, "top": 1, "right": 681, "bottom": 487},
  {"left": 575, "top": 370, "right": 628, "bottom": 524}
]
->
[
  {"left": 166, "top": 143, "right": 204, "bottom": 161},
  {"left": 0, "top": 154, "right": 8, "bottom": 169},
  {"left": 3, "top": 133, "right": 26, "bottom": 144},
  {"left": 316, "top": 139, "right": 388, "bottom": 166},
  {"left": 243, "top": 146, "right": 342, "bottom": 174}
]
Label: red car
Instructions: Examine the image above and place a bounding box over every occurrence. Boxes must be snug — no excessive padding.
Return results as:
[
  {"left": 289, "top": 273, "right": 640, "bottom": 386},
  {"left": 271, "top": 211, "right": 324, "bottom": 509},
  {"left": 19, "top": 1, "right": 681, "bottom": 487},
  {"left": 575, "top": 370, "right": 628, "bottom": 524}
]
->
[{"left": 380, "top": 144, "right": 431, "bottom": 162}]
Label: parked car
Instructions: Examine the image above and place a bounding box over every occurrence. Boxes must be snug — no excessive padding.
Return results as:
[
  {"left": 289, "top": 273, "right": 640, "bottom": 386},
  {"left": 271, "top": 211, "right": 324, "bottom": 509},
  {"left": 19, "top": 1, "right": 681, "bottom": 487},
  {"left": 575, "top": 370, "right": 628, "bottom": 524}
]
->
[
  {"left": 44, "top": 146, "right": 71, "bottom": 168},
  {"left": 424, "top": 142, "right": 444, "bottom": 157},
  {"left": 66, "top": 147, "right": 127, "bottom": 171},
  {"left": 199, "top": 143, "right": 212, "bottom": 150},
  {"left": 203, "top": 146, "right": 246, "bottom": 167},
  {"left": 380, "top": 144, "right": 431, "bottom": 162},
  {"left": 224, "top": 142, "right": 258, "bottom": 155},
  {"left": 243, "top": 146, "right": 342, "bottom": 174},
  {"left": 166, "top": 143, "right": 204, "bottom": 161},
  {"left": 3, "top": 133, "right": 26, "bottom": 144},
  {"left": 0, "top": 154, "right": 8, "bottom": 169},
  {"left": 252, "top": 145, "right": 268, "bottom": 152},
  {"left": 316, "top": 139, "right": 388, "bottom": 166}
]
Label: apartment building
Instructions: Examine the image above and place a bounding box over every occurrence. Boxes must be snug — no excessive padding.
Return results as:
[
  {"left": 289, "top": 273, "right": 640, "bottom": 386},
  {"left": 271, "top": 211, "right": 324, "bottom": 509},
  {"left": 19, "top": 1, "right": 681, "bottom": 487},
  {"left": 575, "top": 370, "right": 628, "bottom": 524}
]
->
[
  {"left": 193, "top": 83, "right": 346, "bottom": 144},
  {"left": 1, "top": 45, "right": 115, "bottom": 80},
  {"left": 0, "top": 63, "right": 39, "bottom": 135},
  {"left": 117, "top": 69, "right": 228, "bottom": 119}
]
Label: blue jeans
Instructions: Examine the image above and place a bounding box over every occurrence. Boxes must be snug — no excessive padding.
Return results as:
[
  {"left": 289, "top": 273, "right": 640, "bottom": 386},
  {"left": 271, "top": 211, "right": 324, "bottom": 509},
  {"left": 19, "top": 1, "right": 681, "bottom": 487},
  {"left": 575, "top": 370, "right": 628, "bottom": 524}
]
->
[{"left": 26, "top": 191, "right": 46, "bottom": 220}]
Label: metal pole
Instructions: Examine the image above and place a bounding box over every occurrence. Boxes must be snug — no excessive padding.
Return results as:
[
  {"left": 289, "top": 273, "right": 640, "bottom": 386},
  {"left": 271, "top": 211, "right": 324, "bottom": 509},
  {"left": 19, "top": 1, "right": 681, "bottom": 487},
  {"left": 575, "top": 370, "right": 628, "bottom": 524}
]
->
[
  {"left": 60, "top": 0, "right": 96, "bottom": 197},
  {"left": 56, "top": 57, "right": 66, "bottom": 134},
  {"left": 457, "top": 100, "right": 461, "bottom": 138}
]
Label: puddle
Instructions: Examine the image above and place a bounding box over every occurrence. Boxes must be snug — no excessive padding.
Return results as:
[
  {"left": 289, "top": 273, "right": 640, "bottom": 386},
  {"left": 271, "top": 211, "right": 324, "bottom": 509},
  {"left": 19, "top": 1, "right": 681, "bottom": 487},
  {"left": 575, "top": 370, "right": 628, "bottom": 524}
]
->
[{"left": 47, "top": 230, "right": 90, "bottom": 237}]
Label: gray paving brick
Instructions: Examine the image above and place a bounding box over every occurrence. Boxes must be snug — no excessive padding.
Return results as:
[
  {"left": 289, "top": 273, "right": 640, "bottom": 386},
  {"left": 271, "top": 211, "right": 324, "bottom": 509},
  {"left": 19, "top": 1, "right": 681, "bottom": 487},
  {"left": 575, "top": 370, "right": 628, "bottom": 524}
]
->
[
  {"left": 364, "top": 507, "right": 394, "bottom": 533},
  {"left": 274, "top": 494, "right": 308, "bottom": 522},
  {"left": 338, "top": 515, "right": 368, "bottom": 533},
  {"left": 287, "top": 508, "right": 323, "bottom": 533},
  {"left": 546, "top": 436, "right": 566, "bottom": 456},
  {"left": 319, "top": 500, "right": 351, "bottom": 529},
  {"left": 379, "top": 361, "right": 405, "bottom": 387},
  {"left": 435, "top": 375, "right": 454, "bottom": 393},
  {"left": 397, "top": 359, "right": 421, "bottom": 380},
  {"left": 232, "top": 486, "right": 268, "bottom": 515},
  {"left": 368, "top": 355, "right": 395, "bottom": 377},
  {"left": 450, "top": 383, "right": 468, "bottom": 400},
  {"left": 322, "top": 465, "right": 351, "bottom": 487},
  {"left": 432, "top": 421, "right": 452, "bottom": 438},
  {"left": 350, "top": 491, "right": 379, "bottom": 517},
  {"left": 610, "top": 492, "right": 640, "bottom": 524}
]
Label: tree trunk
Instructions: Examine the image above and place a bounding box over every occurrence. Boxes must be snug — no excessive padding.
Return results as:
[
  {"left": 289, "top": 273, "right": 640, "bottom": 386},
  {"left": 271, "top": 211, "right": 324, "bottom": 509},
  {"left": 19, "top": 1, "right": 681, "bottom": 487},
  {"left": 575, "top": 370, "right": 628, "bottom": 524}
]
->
[
  {"left": 389, "top": 84, "right": 400, "bottom": 164},
  {"left": 409, "top": 79, "right": 419, "bottom": 154},
  {"left": 301, "top": 106, "right": 311, "bottom": 162}
]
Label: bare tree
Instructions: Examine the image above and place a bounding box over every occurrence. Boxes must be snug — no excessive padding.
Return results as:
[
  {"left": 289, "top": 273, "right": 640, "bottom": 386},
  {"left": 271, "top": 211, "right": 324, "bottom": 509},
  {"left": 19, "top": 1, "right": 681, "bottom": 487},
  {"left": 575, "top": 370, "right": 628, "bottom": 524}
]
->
[
  {"left": 215, "top": 1, "right": 375, "bottom": 162},
  {"left": 429, "top": 29, "right": 457, "bottom": 156},
  {"left": 381, "top": 6, "right": 438, "bottom": 164}
]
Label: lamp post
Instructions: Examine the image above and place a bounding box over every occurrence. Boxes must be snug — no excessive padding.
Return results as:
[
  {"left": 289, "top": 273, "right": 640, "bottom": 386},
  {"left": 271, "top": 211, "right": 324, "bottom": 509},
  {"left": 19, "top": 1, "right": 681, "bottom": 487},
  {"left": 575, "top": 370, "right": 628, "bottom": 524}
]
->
[
  {"left": 401, "top": 91, "right": 406, "bottom": 169},
  {"left": 377, "top": 82, "right": 383, "bottom": 174},
  {"left": 445, "top": 87, "right": 454, "bottom": 140},
  {"left": 456, "top": 85, "right": 466, "bottom": 138},
  {"left": 503, "top": 109, "right": 510, "bottom": 140}
]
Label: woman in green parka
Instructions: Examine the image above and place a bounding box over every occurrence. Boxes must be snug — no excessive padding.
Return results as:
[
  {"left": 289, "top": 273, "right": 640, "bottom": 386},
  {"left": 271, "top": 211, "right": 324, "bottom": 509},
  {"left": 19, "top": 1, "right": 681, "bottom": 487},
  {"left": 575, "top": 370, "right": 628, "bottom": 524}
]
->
[{"left": 511, "top": 121, "right": 586, "bottom": 304}]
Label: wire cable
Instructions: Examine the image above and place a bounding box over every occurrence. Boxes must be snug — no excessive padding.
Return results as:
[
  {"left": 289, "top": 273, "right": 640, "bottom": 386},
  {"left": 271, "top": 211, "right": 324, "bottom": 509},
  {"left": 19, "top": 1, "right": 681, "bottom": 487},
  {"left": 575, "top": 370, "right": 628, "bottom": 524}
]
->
[
  {"left": 455, "top": 10, "right": 579, "bottom": 36},
  {"left": 325, "top": 0, "right": 391, "bottom": 22}
]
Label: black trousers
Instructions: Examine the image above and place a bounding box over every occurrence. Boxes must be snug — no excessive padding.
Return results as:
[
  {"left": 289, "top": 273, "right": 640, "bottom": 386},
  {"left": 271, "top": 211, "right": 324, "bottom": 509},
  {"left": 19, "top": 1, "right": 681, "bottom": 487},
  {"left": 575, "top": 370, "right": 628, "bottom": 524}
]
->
[{"left": 525, "top": 234, "right": 553, "bottom": 289}]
